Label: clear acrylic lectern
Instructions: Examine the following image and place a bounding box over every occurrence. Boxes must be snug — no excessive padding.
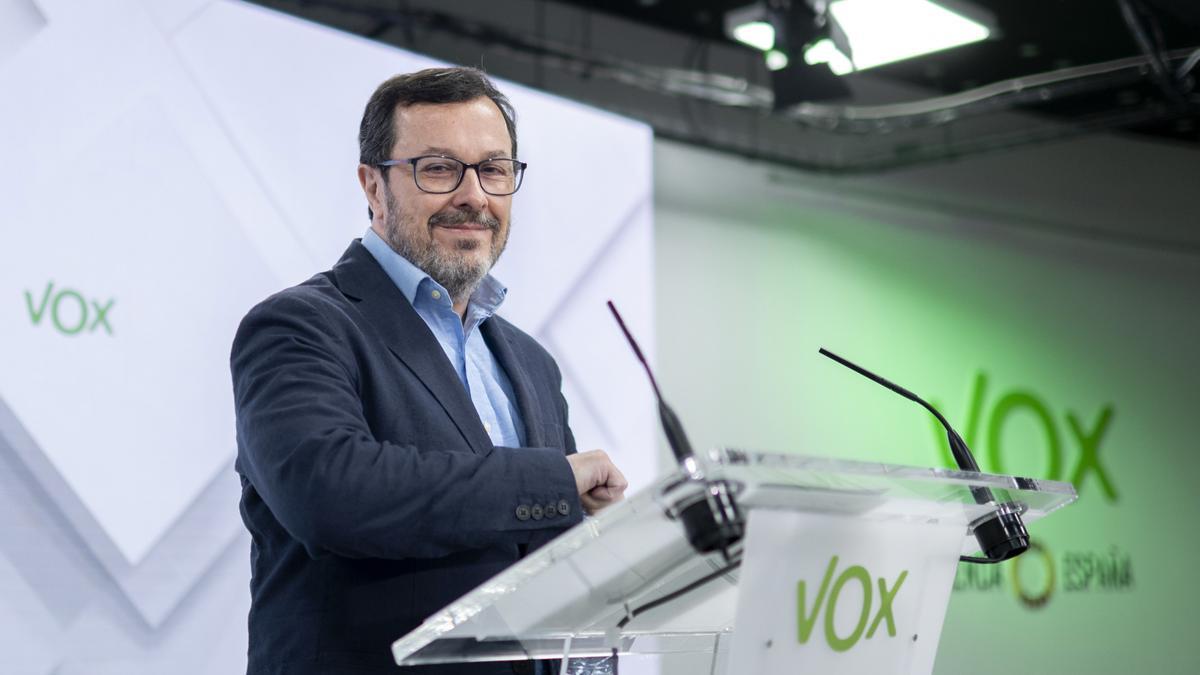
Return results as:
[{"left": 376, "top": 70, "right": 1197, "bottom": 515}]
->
[{"left": 392, "top": 449, "right": 1077, "bottom": 673}]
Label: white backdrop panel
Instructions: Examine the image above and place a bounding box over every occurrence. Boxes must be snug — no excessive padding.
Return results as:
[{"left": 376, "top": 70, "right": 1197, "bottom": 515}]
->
[{"left": 0, "top": 0, "right": 655, "bottom": 671}]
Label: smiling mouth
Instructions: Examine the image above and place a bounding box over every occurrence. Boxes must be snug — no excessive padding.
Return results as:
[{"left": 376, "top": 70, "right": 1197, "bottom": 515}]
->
[{"left": 429, "top": 208, "right": 500, "bottom": 233}]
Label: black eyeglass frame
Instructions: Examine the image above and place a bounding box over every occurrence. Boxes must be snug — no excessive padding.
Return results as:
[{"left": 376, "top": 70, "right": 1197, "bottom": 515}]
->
[{"left": 377, "top": 155, "right": 528, "bottom": 196}]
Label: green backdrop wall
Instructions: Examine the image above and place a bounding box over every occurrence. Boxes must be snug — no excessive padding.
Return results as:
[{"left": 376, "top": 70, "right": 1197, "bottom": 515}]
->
[{"left": 653, "top": 138, "right": 1200, "bottom": 673}]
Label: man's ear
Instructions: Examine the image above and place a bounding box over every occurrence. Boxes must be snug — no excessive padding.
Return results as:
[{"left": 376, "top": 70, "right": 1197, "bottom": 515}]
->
[{"left": 358, "top": 164, "right": 386, "bottom": 222}]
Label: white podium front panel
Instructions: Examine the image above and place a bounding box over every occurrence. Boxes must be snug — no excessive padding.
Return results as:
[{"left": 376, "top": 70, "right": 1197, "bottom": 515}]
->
[{"left": 729, "top": 510, "right": 963, "bottom": 675}]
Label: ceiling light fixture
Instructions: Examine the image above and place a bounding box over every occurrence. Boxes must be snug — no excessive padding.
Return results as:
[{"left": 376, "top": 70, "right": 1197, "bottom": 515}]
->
[
  {"left": 731, "top": 20, "right": 776, "bottom": 52},
  {"left": 765, "top": 49, "right": 790, "bottom": 71},
  {"left": 728, "top": 0, "right": 994, "bottom": 76},
  {"left": 812, "top": 0, "right": 992, "bottom": 74}
]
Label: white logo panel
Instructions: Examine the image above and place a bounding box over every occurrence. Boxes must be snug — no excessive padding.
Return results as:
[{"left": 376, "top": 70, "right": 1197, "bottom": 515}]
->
[{"left": 730, "top": 509, "right": 962, "bottom": 675}]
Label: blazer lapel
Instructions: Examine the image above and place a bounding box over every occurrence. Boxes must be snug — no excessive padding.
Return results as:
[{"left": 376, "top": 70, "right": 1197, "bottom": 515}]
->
[
  {"left": 330, "top": 241, "right": 492, "bottom": 455},
  {"left": 481, "top": 317, "right": 546, "bottom": 448}
]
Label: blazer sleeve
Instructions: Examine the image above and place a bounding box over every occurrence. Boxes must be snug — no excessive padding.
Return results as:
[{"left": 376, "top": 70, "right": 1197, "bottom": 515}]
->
[{"left": 231, "top": 291, "right": 583, "bottom": 560}]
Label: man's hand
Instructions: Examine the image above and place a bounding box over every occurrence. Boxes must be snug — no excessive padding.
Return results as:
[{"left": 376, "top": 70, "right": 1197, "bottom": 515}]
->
[{"left": 566, "top": 449, "right": 628, "bottom": 514}]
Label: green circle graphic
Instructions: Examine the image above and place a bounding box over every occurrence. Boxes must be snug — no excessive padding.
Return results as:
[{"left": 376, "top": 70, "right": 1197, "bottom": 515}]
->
[{"left": 1011, "top": 540, "right": 1055, "bottom": 609}]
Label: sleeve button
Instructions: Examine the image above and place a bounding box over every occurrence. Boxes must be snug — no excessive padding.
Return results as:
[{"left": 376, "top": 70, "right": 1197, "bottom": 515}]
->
[
  {"left": 544, "top": 502, "right": 558, "bottom": 519},
  {"left": 530, "top": 504, "right": 544, "bottom": 520},
  {"left": 515, "top": 504, "right": 531, "bottom": 521},
  {"left": 557, "top": 499, "right": 571, "bottom": 516}
]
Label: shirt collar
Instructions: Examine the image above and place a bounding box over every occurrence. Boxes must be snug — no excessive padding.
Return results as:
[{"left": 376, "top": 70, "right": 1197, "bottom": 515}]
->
[{"left": 361, "top": 228, "right": 507, "bottom": 319}]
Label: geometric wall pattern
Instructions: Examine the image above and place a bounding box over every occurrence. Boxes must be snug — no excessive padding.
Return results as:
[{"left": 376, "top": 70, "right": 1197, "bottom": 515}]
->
[{"left": 0, "top": 1, "right": 654, "bottom": 672}]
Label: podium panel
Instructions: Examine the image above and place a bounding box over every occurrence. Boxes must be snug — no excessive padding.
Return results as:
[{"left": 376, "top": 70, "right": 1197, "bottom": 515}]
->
[{"left": 392, "top": 450, "right": 1077, "bottom": 671}]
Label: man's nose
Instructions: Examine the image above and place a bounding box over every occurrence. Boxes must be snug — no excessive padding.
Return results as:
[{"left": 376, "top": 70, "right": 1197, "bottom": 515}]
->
[{"left": 451, "top": 167, "right": 490, "bottom": 212}]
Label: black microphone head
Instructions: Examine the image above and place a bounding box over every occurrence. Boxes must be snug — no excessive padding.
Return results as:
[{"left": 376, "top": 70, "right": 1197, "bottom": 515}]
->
[
  {"left": 679, "top": 481, "right": 744, "bottom": 554},
  {"left": 972, "top": 503, "right": 1030, "bottom": 562}
]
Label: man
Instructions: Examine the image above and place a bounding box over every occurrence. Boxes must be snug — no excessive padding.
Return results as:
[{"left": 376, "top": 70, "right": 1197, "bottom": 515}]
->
[{"left": 231, "top": 67, "right": 628, "bottom": 675}]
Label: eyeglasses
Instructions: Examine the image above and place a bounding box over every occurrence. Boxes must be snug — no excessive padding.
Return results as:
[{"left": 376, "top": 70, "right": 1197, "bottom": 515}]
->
[{"left": 377, "top": 155, "right": 528, "bottom": 196}]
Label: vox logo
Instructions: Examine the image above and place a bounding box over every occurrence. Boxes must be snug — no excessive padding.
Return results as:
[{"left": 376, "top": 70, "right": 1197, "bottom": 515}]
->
[
  {"left": 24, "top": 280, "right": 115, "bottom": 336},
  {"left": 931, "top": 372, "right": 1116, "bottom": 502},
  {"left": 797, "top": 555, "right": 908, "bottom": 652}
]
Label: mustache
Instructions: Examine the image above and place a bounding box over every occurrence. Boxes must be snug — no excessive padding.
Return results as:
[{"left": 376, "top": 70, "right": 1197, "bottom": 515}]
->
[{"left": 428, "top": 209, "right": 500, "bottom": 231}]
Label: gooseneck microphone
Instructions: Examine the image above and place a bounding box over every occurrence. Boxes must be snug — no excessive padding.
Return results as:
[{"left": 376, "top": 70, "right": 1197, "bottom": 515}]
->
[
  {"left": 818, "top": 348, "right": 1030, "bottom": 564},
  {"left": 607, "top": 301, "right": 743, "bottom": 555},
  {"left": 606, "top": 301, "right": 695, "bottom": 466},
  {"left": 818, "top": 348, "right": 980, "bottom": 473}
]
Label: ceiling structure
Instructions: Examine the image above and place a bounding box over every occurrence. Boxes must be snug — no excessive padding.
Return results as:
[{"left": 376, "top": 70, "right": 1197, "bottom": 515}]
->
[{"left": 249, "top": 0, "right": 1200, "bottom": 173}]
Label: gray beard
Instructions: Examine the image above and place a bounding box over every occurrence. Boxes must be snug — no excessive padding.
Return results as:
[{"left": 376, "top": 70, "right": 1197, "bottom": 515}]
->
[{"left": 383, "top": 194, "right": 506, "bottom": 304}]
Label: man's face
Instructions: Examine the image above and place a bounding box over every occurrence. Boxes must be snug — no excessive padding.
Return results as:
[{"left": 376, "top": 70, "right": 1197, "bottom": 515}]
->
[{"left": 364, "top": 97, "right": 514, "bottom": 301}]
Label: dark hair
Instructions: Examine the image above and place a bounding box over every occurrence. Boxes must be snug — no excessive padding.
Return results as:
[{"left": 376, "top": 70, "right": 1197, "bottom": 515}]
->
[{"left": 359, "top": 67, "right": 518, "bottom": 169}]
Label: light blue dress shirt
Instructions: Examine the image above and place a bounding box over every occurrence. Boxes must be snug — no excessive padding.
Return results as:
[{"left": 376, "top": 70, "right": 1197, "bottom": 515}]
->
[{"left": 362, "top": 229, "right": 526, "bottom": 448}]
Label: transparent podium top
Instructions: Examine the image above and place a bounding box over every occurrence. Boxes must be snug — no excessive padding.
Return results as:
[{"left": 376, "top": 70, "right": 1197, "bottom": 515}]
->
[{"left": 392, "top": 449, "right": 1077, "bottom": 666}]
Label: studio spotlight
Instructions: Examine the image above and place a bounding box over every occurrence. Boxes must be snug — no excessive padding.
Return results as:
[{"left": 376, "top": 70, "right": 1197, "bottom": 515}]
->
[
  {"left": 726, "top": 0, "right": 996, "bottom": 106},
  {"left": 810, "top": 0, "right": 994, "bottom": 74},
  {"left": 726, "top": 1, "right": 851, "bottom": 105}
]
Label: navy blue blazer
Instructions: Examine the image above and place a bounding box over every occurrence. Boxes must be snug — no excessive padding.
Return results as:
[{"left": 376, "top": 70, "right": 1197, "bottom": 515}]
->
[{"left": 232, "top": 240, "right": 584, "bottom": 674}]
